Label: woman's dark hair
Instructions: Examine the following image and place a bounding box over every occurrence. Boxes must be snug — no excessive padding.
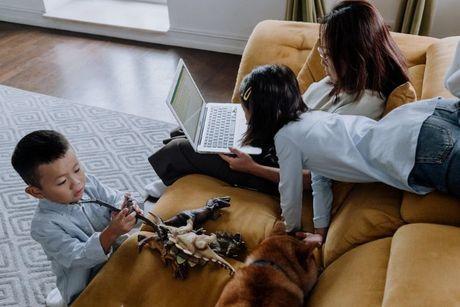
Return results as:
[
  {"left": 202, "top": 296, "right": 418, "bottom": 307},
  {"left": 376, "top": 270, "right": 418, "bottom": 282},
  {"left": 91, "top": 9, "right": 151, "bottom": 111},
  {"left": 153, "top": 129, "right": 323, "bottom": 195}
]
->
[
  {"left": 240, "top": 65, "right": 307, "bottom": 147},
  {"left": 320, "top": 0, "right": 410, "bottom": 99}
]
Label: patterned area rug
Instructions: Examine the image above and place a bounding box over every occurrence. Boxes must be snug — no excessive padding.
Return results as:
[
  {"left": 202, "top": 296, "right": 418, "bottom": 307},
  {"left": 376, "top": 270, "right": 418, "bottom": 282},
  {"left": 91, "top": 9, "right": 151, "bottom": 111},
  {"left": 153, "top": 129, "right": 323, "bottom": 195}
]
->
[{"left": 0, "top": 85, "right": 174, "bottom": 306}]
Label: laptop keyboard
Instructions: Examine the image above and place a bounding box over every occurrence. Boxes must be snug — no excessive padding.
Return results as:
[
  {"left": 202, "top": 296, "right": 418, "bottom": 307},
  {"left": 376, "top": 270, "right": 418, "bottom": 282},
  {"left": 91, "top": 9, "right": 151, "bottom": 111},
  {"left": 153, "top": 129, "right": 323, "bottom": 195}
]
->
[{"left": 203, "top": 106, "right": 237, "bottom": 149}]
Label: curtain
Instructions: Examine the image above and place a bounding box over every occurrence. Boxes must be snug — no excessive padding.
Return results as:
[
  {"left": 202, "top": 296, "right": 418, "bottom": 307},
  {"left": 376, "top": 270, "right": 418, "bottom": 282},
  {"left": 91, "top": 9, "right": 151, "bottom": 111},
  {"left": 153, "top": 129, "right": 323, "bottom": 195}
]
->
[
  {"left": 394, "top": 0, "right": 437, "bottom": 36},
  {"left": 286, "top": 0, "right": 326, "bottom": 23}
]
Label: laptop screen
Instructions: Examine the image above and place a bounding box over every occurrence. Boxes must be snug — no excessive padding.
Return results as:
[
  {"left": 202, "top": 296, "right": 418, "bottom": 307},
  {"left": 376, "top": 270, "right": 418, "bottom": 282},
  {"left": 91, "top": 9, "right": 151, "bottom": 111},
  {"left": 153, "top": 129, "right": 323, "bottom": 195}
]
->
[{"left": 170, "top": 65, "right": 205, "bottom": 142}]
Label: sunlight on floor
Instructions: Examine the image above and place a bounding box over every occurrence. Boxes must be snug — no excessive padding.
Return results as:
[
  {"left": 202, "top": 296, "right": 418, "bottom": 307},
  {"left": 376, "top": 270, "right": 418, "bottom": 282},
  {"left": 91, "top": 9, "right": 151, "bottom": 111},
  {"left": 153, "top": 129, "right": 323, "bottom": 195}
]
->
[{"left": 44, "top": 0, "right": 170, "bottom": 32}]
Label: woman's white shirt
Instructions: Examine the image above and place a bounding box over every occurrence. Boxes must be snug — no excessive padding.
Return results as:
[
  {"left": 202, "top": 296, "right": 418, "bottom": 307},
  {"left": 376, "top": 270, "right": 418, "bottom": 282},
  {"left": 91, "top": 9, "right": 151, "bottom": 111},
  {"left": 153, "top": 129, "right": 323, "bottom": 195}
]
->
[{"left": 302, "top": 76, "right": 385, "bottom": 120}]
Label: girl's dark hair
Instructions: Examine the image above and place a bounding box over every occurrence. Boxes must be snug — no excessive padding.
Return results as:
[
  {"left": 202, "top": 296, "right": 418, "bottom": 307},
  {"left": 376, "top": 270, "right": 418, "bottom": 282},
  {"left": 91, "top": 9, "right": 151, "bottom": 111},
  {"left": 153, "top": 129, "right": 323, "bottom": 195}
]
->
[
  {"left": 320, "top": 0, "right": 410, "bottom": 99},
  {"left": 240, "top": 65, "right": 307, "bottom": 147}
]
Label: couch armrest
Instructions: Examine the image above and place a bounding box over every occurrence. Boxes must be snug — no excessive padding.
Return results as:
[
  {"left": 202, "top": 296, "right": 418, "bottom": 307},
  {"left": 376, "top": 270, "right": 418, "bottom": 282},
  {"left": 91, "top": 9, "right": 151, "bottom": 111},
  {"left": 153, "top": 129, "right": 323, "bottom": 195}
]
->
[
  {"left": 422, "top": 36, "right": 460, "bottom": 99},
  {"left": 231, "top": 20, "right": 319, "bottom": 102}
]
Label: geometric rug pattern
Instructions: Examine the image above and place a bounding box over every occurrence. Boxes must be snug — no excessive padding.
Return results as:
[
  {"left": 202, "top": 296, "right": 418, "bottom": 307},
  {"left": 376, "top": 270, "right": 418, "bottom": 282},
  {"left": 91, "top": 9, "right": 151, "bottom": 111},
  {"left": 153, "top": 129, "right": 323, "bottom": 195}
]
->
[{"left": 0, "top": 85, "right": 174, "bottom": 306}]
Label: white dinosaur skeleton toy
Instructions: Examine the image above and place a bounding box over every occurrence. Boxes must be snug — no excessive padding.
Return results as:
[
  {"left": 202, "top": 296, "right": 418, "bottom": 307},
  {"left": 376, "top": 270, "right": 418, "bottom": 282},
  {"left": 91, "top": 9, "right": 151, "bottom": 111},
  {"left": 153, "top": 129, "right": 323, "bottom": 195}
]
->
[{"left": 137, "top": 197, "right": 246, "bottom": 279}]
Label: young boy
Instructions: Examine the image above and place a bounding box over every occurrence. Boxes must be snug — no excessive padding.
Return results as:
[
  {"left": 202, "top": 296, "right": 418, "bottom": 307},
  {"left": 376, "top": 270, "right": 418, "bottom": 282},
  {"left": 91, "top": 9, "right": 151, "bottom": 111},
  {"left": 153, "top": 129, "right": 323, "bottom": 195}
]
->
[{"left": 11, "top": 130, "right": 143, "bottom": 306}]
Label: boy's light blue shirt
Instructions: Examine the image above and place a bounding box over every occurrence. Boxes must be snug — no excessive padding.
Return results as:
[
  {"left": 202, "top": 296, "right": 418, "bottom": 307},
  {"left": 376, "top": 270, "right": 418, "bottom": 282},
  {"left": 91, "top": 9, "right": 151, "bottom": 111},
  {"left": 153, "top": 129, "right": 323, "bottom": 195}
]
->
[{"left": 30, "top": 174, "right": 125, "bottom": 304}]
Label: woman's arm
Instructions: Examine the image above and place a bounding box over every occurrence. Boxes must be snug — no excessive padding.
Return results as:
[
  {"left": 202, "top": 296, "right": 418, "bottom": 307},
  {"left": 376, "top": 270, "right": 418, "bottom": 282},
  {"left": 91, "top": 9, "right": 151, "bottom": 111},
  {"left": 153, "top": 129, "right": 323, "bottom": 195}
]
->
[{"left": 219, "top": 148, "right": 312, "bottom": 188}]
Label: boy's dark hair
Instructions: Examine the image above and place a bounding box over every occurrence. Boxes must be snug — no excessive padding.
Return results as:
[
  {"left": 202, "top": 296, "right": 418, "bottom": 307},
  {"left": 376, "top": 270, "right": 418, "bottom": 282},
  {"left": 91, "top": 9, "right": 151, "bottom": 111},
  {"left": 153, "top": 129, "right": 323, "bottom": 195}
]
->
[
  {"left": 320, "top": 0, "right": 409, "bottom": 100},
  {"left": 240, "top": 64, "right": 307, "bottom": 147},
  {"left": 11, "top": 130, "right": 70, "bottom": 187}
]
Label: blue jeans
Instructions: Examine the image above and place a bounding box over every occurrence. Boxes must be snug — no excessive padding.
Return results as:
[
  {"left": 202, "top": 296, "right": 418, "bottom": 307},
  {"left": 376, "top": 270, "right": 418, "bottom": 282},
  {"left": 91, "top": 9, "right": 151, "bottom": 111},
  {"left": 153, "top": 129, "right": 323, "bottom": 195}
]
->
[{"left": 408, "top": 99, "right": 460, "bottom": 197}]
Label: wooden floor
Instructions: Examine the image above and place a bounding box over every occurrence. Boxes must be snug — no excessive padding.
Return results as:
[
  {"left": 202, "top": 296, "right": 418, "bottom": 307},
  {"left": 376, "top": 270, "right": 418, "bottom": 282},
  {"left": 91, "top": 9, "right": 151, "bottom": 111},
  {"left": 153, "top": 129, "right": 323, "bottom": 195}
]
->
[{"left": 0, "top": 22, "right": 242, "bottom": 123}]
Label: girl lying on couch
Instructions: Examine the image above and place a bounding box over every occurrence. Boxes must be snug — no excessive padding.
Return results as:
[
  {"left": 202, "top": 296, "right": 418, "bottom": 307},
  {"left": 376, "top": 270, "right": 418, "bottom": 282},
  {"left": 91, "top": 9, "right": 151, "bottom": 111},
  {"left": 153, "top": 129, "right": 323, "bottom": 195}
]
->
[
  {"left": 238, "top": 60, "right": 460, "bottom": 242},
  {"left": 147, "top": 0, "right": 411, "bottom": 203}
]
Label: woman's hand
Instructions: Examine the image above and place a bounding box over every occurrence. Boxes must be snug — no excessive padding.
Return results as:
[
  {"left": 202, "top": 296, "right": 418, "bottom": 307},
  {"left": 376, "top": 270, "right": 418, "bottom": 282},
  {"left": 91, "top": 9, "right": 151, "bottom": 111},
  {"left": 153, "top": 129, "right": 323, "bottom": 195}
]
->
[{"left": 219, "top": 147, "right": 257, "bottom": 173}]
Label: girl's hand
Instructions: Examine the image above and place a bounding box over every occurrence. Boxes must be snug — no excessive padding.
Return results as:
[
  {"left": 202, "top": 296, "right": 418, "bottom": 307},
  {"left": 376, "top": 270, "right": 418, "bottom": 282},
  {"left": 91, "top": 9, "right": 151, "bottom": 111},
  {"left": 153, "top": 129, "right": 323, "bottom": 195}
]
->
[
  {"left": 109, "top": 208, "right": 136, "bottom": 237},
  {"left": 219, "top": 147, "right": 257, "bottom": 173},
  {"left": 303, "top": 170, "right": 312, "bottom": 191},
  {"left": 295, "top": 232, "right": 323, "bottom": 247}
]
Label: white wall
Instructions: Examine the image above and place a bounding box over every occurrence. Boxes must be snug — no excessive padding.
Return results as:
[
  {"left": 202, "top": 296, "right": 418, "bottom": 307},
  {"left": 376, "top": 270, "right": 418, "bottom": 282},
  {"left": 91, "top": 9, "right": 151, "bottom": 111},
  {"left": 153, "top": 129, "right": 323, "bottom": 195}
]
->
[
  {"left": 369, "top": 0, "right": 400, "bottom": 30},
  {"left": 430, "top": 0, "right": 460, "bottom": 38},
  {"left": 325, "top": 0, "right": 460, "bottom": 38},
  {"left": 0, "top": 0, "right": 45, "bottom": 12},
  {"left": 325, "top": 0, "right": 400, "bottom": 29},
  {"left": 168, "top": 0, "right": 286, "bottom": 39},
  {"left": 0, "top": 0, "right": 286, "bottom": 54},
  {"left": 42, "top": 0, "right": 73, "bottom": 11},
  {"left": 0, "top": 0, "right": 458, "bottom": 54}
]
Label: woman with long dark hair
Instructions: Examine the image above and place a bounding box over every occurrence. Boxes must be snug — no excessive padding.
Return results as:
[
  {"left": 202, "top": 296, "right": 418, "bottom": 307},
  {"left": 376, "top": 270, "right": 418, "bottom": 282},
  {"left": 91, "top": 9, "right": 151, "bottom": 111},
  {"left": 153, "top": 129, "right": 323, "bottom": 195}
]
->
[{"left": 146, "top": 1, "right": 411, "bottom": 213}]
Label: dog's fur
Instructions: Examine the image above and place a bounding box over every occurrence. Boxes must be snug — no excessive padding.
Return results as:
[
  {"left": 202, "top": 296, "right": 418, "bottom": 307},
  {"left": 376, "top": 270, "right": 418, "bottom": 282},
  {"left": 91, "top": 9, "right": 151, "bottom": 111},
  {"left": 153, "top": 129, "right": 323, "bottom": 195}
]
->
[{"left": 216, "top": 222, "right": 319, "bottom": 307}]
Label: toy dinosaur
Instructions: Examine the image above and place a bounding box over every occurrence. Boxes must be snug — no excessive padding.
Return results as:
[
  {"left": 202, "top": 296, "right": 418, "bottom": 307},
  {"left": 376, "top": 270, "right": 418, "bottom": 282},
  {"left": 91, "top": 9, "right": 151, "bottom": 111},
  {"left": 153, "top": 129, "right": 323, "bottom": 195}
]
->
[{"left": 138, "top": 196, "right": 246, "bottom": 279}]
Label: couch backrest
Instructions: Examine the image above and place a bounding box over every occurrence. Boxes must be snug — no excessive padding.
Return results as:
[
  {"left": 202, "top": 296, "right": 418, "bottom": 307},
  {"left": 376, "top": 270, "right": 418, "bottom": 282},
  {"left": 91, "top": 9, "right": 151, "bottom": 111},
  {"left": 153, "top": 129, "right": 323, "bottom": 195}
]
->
[{"left": 233, "top": 20, "right": 459, "bottom": 102}]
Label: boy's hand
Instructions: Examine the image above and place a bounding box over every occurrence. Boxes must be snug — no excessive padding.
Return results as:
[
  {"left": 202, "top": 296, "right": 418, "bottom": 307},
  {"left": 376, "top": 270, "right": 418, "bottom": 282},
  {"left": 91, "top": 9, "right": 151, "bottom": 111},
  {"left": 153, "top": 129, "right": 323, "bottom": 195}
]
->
[
  {"left": 219, "top": 147, "right": 256, "bottom": 173},
  {"left": 130, "top": 201, "right": 144, "bottom": 216},
  {"left": 100, "top": 208, "right": 135, "bottom": 255},
  {"left": 109, "top": 208, "right": 136, "bottom": 237},
  {"left": 116, "top": 193, "right": 144, "bottom": 217}
]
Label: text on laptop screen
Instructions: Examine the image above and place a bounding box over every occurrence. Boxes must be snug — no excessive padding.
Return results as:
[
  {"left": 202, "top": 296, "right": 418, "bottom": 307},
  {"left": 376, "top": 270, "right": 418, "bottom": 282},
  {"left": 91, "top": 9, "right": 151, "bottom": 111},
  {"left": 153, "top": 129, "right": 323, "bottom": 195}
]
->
[{"left": 170, "top": 66, "right": 205, "bottom": 142}]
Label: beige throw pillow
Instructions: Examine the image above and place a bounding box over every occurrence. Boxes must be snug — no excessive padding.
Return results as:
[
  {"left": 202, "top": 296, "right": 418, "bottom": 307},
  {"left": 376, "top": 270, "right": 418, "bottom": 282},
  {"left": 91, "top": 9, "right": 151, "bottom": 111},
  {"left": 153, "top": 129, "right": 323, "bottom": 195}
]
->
[{"left": 384, "top": 81, "right": 417, "bottom": 115}]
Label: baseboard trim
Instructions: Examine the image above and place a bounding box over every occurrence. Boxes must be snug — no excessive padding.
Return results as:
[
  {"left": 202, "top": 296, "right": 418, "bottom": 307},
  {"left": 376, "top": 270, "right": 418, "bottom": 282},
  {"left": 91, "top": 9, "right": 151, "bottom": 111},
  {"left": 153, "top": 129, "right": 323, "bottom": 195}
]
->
[
  {"left": 169, "top": 26, "right": 248, "bottom": 41},
  {"left": 0, "top": 5, "right": 247, "bottom": 55}
]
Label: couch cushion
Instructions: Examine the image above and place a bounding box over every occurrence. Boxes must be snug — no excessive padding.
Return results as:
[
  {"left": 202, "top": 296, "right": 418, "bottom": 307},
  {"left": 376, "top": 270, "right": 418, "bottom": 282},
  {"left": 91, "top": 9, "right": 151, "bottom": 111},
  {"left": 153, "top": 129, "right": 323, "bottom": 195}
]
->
[
  {"left": 307, "top": 238, "right": 391, "bottom": 307},
  {"left": 232, "top": 21, "right": 441, "bottom": 103},
  {"left": 408, "top": 64, "right": 426, "bottom": 99},
  {"left": 73, "top": 233, "right": 243, "bottom": 307},
  {"left": 382, "top": 224, "right": 460, "bottom": 306},
  {"left": 148, "top": 175, "right": 355, "bottom": 250},
  {"left": 400, "top": 191, "right": 460, "bottom": 226},
  {"left": 231, "top": 20, "right": 319, "bottom": 102},
  {"left": 299, "top": 182, "right": 355, "bottom": 241},
  {"left": 422, "top": 37, "right": 460, "bottom": 99},
  {"left": 391, "top": 33, "right": 438, "bottom": 67},
  {"left": 323, "top": 183, "right": 404, "bottom": 267},
  {"left": 297, "top": 39, "right": 326, "bottom": 94},
  {"left": 145, "top": 174, "right": 281, "bottom": 252},
  {"left": 383, "top": 81, "right": 417, "bottom": 115}
]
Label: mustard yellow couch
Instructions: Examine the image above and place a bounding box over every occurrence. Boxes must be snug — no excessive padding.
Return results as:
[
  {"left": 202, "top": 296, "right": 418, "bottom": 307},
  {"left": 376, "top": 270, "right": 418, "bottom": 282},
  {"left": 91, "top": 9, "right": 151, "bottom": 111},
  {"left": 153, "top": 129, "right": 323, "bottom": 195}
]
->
[{"left": 73, "top": 21, "right": 460, "bottom": 307}]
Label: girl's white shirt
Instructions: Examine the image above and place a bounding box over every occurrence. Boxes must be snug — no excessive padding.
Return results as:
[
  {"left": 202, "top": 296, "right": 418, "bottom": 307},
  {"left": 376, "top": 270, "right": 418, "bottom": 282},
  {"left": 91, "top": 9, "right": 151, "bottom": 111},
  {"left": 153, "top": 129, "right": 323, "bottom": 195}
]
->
[{"left": 277, "top": 76, "right": 386, "bottom": 230}]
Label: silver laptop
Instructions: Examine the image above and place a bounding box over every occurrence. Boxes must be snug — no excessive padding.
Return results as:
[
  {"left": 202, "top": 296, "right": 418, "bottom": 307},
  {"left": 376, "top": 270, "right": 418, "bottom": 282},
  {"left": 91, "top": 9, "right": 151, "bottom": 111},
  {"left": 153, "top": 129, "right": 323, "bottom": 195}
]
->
[{"left": 166, "top": 59, "right": 262, "bottom": 155}]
